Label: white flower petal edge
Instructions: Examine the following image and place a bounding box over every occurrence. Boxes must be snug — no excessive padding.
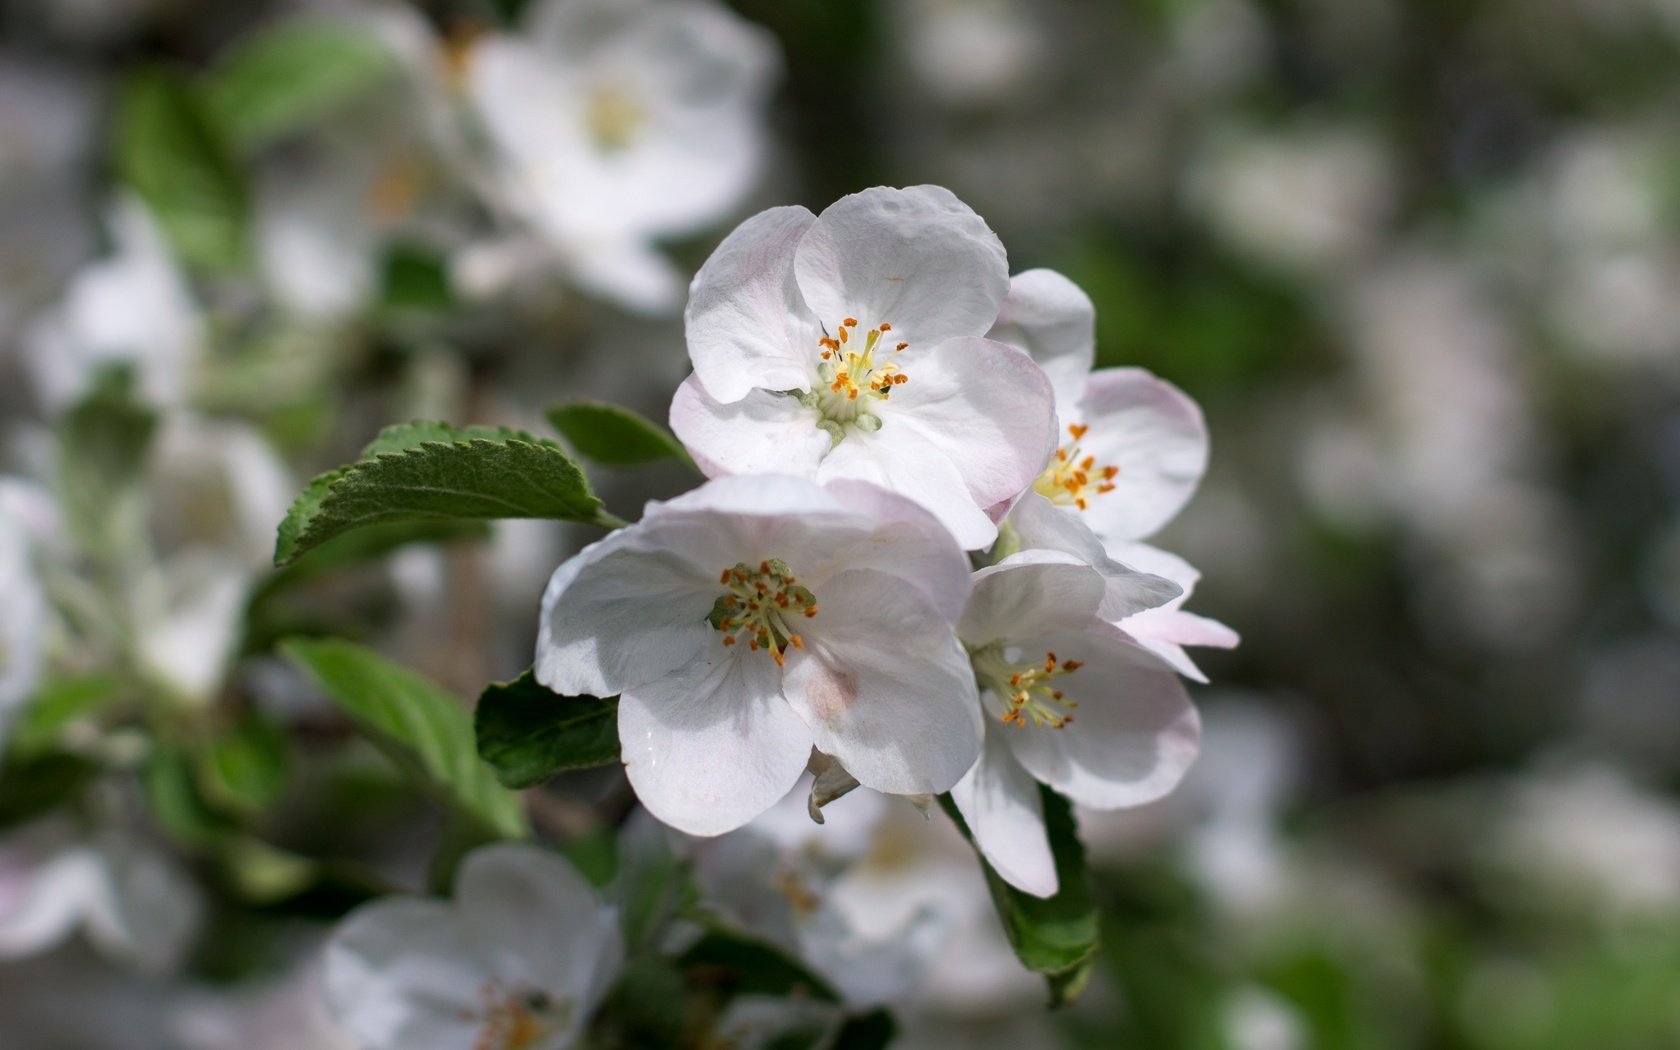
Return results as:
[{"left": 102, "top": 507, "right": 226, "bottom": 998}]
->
[
  {"left": 1066, "top": 368, "right": 1209, "bottom": 544},
  {"left": 1112, "top": 542, "right": 1240, "bottom": 684},
  {"left": 985, "top": 268, "right": 1096, "bottom": 413},
  {"left": 324, "top": 844, "right": 621, "bottom": 1050},
  {"left": 949, "top": 731, "right": 1057, "bottom": 897},
  {"left": 1002, "top": 492, "right": 1182, "bottom": 620},
  {"left": 536, "top": 475, "right": 977, "bottom": 835}
]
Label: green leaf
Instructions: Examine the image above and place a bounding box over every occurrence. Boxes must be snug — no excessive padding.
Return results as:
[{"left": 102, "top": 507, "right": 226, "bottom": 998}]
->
[
  {"left": 940, "top": 786, "right": 1100, "bottom": 1006},
  {"left": 114, "top": 67, "right": 247, "bottom": 271},
  {"left": 9, "top": 675, "right": 121, "bottom": 756},
  {"left": 274, "top": 421, "right": 609, "bottom": 566},
  {"left": 208, "top": 19, "right": 400, "bottom": 151},
  {"left": 57, "top": 374, "right": 158, "bottom": 552},
  {"left": 201, "top": 714, "right": 292, "bottom": 814},
  {"left": 0, "top": 752, "right": 100, "bottom": 831},
  {"left": 545, "top": 401, "right": 694, "bottom": 470},
  {"left": 474, "top": 670, "right": 619, "bottom": 789},
  {"left": 282, "top": 638, "right": 526, "bottom": 839},
  {"left": 678, "top": 928, "right": 841, "bottom": 1004}
]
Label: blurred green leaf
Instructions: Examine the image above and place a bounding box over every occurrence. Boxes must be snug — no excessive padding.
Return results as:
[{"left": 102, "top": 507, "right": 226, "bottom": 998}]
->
[
  {"left": 145, "top": 743, "right": 237, "bottom": 846},
  {"left": 115, "top": 67, "right": 248, "bottom": 272},
  {"left": 201, "top": 714, "right": 292, "bottom": 814},
  {"left": 829, "top": 1009, "right": 897, "bottom": 1050},
  {"left": 380, "top": 242, "right": 455, "bottom": 312},
  {"left": 274, "top": 421, "right": 609, "bottom": 566},
  {"left": 0, "top": 752, "right": 101, "bottom": 830},
  {"left": 545, "top": 401, "right": 694, "bottom": 470},
  {"left": 282, "top": 637, "right": 526, "bottom": 839},
  {"left": 57, "top": 374, "right": 158, "bottom": 552},
  {"left": 941, "top": 786, "right": 1101, "bottom": 1006},
  {"left": 474, "top": 669, "right": 620, "bottom": 789},
  {"left": 208, "top": 19, "right": 399, "bottom": 151},
  {"left": 9, "top": 675, "right": 121, "bottom": 756},
  {"left": 678, "top": 927, "right": 841, "bottom": 1004}
]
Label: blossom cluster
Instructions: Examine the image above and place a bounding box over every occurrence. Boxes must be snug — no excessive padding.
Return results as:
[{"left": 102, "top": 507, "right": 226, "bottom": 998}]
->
[{"left": 538, "top": 184, "right": 1235, "bottom": 893}]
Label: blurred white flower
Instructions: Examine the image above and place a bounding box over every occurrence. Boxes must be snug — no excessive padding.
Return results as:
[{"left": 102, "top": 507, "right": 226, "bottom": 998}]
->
[
  {"left": 895, "top": 0, "right": 1047, "bottom": 108},
  {"left": 1489, "top": 763, "right": 1680, "bottom": 917},
  {"left": 537, "top": 474, "right": 980, "bottom": 836},
  {"left": 459, "top": 0, "right": 778, "bottom": 313},
  {"left": 324, "top": 844, "right": 622, "bottom": 1050},
  {"left": 952, "top": 550, "right": 1199, "bottom": 896},
  {"left": 0, "top": 509, "right": 46, "bottom": 752},
  {"left": 1223, "top": 985, "right": 1307, "bottom": 1050},
  {"left": 672, "top": 187, "right": 1058, "bottom": 549},
  {"left": 22, "top": 197, "right": 202, "bottom": 413},
  {"left": 171, "top": 955, "right": 358, "bottom": 1050},
  {"left": 0, "top": 818, "right": 200, "bottom": 975}
]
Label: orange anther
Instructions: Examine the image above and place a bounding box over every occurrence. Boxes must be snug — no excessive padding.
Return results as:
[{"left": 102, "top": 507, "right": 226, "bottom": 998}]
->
[
  {"left": 895, "top": 342, "right": 908, "bottom": 351},
  {"left": 878, "top": 322, "right": 892, "bottom": 331},
  {"left": 843, "top": 317, "right": 858, "bottom": 327},
  {"left": 1068, "top": 423, "right": 1088, "bottom": 440}
]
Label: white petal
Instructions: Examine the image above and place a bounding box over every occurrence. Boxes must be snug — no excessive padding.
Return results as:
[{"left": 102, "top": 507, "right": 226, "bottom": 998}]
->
[
  {"left": 817, "top": 425, "right": 1000, "bottom": 550},
  {"left": 619, "top": 650, "right": 813, "bottom": 836},
  {"left": 888, "top": 337, "right": 1059, "bottom": 510},
  {"left": 1004, "top": 624, "right": 1201, "bottom": 810},
  {"left": 782, "top": 569, "right": 981, "bottom": 796},
  {"left": 794, "top": 186, "right": 1008, "bottom": 347},
  {"left": 1112, "top": 542, "right": 1238, "bottom": 682},
  {"left": 950, "top": 732, "right": 1058, "bottom": 897},
  {"left": 820, "top": 479, "right": 972, "bottom": 623},
  {"left": 535, "top": 529, "right": 714, "bottom": 698},
  {"left": 563, "top": 234, "right": 683, "bottom": 315},
  {"left": 684, "top": 206, "right": 820, "bottom": 402},
  {"left": 85, "top": 833, "right": 200, "bottom": 975},
  {"left": 0, "top": 847, "right": 99, "bottom": 959},
  {"left": 668, "top": 375, "right": 829, "bottom": 478},
  {"left": 1004, "top": 493, "right": 1180, "bottom": 619},
  {"left": 986, "top": 268, "right": 1095, "bottom": 415},
  {"left": 1073, "top": 368, "right": 1209, "bottom": 542},
  {"left": 959, "top": 550, "right": 1106, "bottom": 647},
  {"left": 323, "top": 897, "right": 486, "bottom": 1050},
  {"left": 457, "top": 844, "right": 623, "bottom": 1023}
]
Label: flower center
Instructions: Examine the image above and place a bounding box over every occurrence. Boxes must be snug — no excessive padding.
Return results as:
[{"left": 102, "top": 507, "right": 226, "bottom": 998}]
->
[
  {"left": 805, "top": 317, "right": 910, "bottom": 438},
  {"left": 1032, "top": 423, "right": 1119, "bottom": 511},
  {"left": 970, "top": 646, "right": 1083, "bottom": 729},
  {"left": 586, "top": 84, "right": 644, "bottom": 153},
  {"left": 468, "top": 982, "right": 571, "bottom": 1050},
  {"left": 708, "top": 559, "right": 819, "bottom": 666}
]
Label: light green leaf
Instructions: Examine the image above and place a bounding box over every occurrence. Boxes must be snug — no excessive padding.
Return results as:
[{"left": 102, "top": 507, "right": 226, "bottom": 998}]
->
[
  {"left": 940, "top": 786, "right": 1100, "bottom": 1006},
  {"left": 57, "top": 374, "right": 158, "bottom": 552},
  {"left": 474, "top": 670, "right": 620, "bottom": 789},
  {"left": 545, "top": 401, "right": 694, "bottom": 470},
  {"left": 115, "top": 67, "right": 248, "bottom": 272},
  {"left": 208, "top": 19, "right": 400, "bottom": 151},
  {"left": 201, "top": 714, "right": 292, "bottom": 814},
  {"left": 274, "top": 421, "right": 609, "bottom": 566},
  {"left": 282, "top": 638, "right": 526, "bottom": 839}
]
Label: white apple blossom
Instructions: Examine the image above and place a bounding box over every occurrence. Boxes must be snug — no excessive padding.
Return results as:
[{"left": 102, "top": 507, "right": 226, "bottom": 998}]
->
[
  {"left": 670, "top": 186, "right": 1058, "bottom": 550},
  {"left": 950, "top": 551, "right": 1200, "bottom": 896},
  {"left": 0, "top": 506, "right": 46, "bottom": 750},
  {"left": 324, "top": 844, "right": 622, "bottom": 1050},
  {"left": 986, "top": 268, "right": 1238, "bottom": 670},
  {"left": 0, "top": 818, "right": 201, "bottom": 974},
  {"left": 459, "top": 0, "right": 779, "bottom": 313},
  {"left": 21, "top": 197, "right": 202, "bottom": 413},
  {"left": 536, "top": 474, "right": 980, "bottom": 837}
]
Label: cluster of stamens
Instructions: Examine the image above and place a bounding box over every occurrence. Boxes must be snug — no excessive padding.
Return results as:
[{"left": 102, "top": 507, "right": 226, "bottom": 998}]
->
[
  {"left": 1034, "top": 423, "right": 1120, "bottom": 511},
  {"left": 709, "top": 559, "right": 818, "bottom": 665},
  {"left": 467, "top": 981, "right": 568, "bottom": 1050},
  {"left": 816, "top": 317, "right": 909, "bottom": 406},
  {"left": 973, "top": 646, "right": 1084, "bottom": 730}
]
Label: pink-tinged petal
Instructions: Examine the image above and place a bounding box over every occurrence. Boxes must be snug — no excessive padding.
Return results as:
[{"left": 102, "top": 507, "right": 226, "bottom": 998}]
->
[
  {"left": 820, "top": 479, "right": 972, "bottom": 623},
  {"left": 959, "top": 550, "right": 1106, "bottom": 647},
  {"left": 889, "top": 337, "right": 1059, "bottom": 510},
  {"left": 619, "top": 650, "right": 813, "bottom": 837},
  {"left": 794, "top": 186, "right": 1008, "bottom": 347},
  {"left": 1110, "top": 542, "right": 1237, "bottom": 683},
  {"left": 323, "top": 898, "right": 486, "bottom": 1050},
  {"left": 457, "top": 845, "right": 623, "bottom": 1023},
  {"left": 1003, "top": 624, "right": 1200, "bottom": 810},
  {"left": 669, "top": 374, "right": 830, "bottom": 479},
  {"left": 1073, "top": 368, "right": 1209, "bottom": 542},
  {"left": 0, "top": 849, "right": 99, "bottom": 959},
  {"left": 950, "top": 732, "right": 1058, "bottom": 897},
  {"left": 986, "top": 268, "right": 1095, "bottom": 415},
  {"left": 685, "top": 206, "right": 820, "bottom": 403},
  {"left": 535, "top": 530, "right": 714, "bottom": 698},
  {"left": 818, "top": 426, "right": 1000, "bottom": 550},
  {"left": 782, "top": 569, "right": 981, "bottom": 796},
  {"left": 1005, "top": 493, "right": 1181, "bottom": 619}
]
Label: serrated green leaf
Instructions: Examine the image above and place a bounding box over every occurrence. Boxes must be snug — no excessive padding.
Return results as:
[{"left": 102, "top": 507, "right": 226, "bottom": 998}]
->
[
  {"left": 282, "top": 638, "right": 526, "bottom": 839},
  {"left": 274, "top": 421, "right": 609, "bottom": 566},
  {"left": 545, "top": 401, "right": 694, "bottom": 470},
  {"left": 940, "top": 786, "right": 1100, "bottom": 1006},
  {"left": 115, "top": 67, "right": 247, "bottom": 271},
  {"left": 208, "top": 19, "right": 399, "bottom": 151},
  {"left": 474, "top": 670, "right": 619, "bottom": 789}
]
